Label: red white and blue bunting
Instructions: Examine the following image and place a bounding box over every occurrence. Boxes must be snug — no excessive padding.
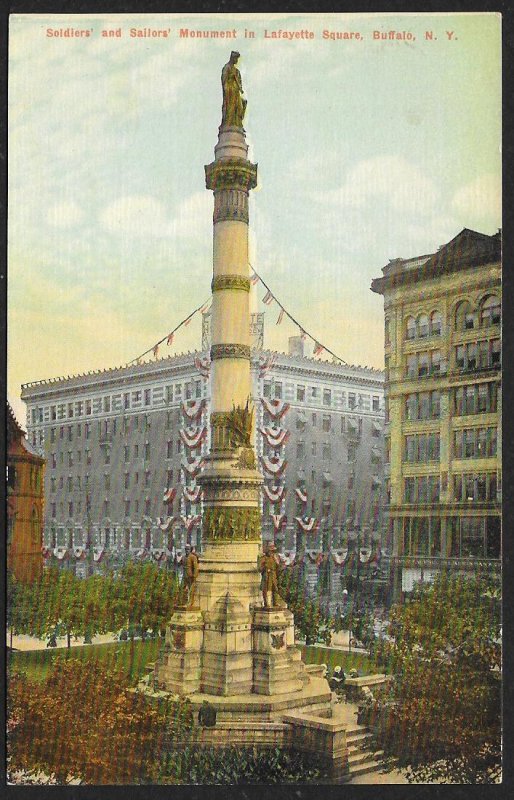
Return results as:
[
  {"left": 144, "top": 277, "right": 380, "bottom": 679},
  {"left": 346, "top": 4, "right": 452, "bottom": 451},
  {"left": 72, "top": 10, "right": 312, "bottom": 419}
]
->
[
  {"left": 163, "top": 487, "right": 177, "bottom": 504},
  {"left": 180, "top": 426, "right": 207, "bottom": 449},
  {"left": 263, "top": 484, "right": 287, "bottom": 504},
  {"left": 262, "top": 454, "right": 288, "bottom": 476},
  {"left": 295, "top": 487, "right": 308, "bottom": 503},
  {"left": 259, "top": 425, "right": 289, "bottom": 448},
  {"left": 181, "top": 514, "right": 201, "bottom": 533},
  {"left": 182, "top": 457, "right": 204, "bottom": 477},
  {"left": 261, "top": 398, "right": 290, "bottom": 420},
  {"left": 181, "top": 399, "right": 205, "bottom": 421},
  {"left": 157, "top": 516, "right": 175, "bottom": 531},
  {"left": 295, "top": 516, "right": 318, "bottom": 533},
  {"left": 183, "top": 485, "right": 202, "bottom": 504},
  {"left": 271, "top": 513, "right": 287, "bottom": 532},
  {"left": 194, "top": 355, "right": 210, "bottom": 378}
]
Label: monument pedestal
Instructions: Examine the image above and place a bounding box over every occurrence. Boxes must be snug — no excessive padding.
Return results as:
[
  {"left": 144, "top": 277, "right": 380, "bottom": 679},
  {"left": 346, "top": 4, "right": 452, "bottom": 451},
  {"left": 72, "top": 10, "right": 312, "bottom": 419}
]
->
[
  {"left": 153, "top": 609, "right": 203, "bottom": 695},
  {"left": 201, "top": 593, "right": 253, "bottom": 696},
  {"left": 252, "top": 608, "right": 306, "bottom": 695}
]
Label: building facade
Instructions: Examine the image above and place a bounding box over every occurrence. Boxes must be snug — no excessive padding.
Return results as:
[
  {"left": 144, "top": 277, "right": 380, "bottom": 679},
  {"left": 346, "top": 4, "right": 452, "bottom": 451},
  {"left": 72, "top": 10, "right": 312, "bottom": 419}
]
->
[
  {"left": 20, "top": 321, "right": 385, "bottom": 589},
  {"left": 7, "top": 404, "right": 46, "bottom": 584},
  {"left": 371, "top": 228, "right": 501, "bottom": 595}
]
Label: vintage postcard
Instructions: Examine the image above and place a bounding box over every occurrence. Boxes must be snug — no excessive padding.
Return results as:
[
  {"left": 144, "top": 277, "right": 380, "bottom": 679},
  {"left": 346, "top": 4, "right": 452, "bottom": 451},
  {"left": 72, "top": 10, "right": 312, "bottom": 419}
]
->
[{"left": 6, "top": 12, "right": 501, "bottom": 786}]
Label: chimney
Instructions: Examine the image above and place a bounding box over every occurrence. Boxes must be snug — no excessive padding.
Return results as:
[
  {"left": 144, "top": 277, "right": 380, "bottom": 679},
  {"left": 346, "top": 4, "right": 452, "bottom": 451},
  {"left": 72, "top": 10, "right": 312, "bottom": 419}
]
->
[{"left": 288, "top": 336, "right": 304, "bottom": 358}]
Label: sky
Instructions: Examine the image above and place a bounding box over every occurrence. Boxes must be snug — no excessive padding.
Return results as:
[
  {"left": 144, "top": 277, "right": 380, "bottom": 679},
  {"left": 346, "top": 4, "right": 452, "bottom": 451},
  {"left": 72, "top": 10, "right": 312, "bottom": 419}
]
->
[{"left": 8, "top": 12, "right": 501, "bottom": 423}]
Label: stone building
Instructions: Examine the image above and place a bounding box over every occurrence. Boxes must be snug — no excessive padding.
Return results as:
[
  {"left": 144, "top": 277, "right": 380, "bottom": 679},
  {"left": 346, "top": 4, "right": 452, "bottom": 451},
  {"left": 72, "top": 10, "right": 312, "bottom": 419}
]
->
[
  {"left": 20, "top": 320, "right": 385, "bottom": 587},
  {"left": 371, "top": 228, "right": 501, "bottom": 595},
  {"left": 7, "top": 403, "right": 46, "bottom": 583}
]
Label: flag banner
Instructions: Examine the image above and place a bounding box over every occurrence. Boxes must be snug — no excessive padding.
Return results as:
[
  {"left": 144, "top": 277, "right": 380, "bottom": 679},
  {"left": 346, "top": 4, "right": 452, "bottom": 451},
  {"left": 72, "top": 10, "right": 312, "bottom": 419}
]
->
[
  {"left": 259, "top": 425, "right": 289, "bottom": 448},
  {"left": 133, "top": 548, "right": 149, "bottom": 560},
  {"left": 313, "top": 342, "right": 324, "bottom": 356},
  {"left": 279, "top": 551, "right": 296, "bottom": 567},
  {"left": 194, "top": 355, "right": 210, "bottom": 377},
  {"left": 182, "top": 456, "right": 204, "bottom": 476},
  {"left": 72, "top": 547, "right": 87, "bottom": 560},
  {"left": 166, "top": 332, "right": 174, "bottom": 346},
  {"left": 306, "top": 549, "right": 321, "bottom": 563},
  {"left": 261, "top": 397, "right": 290, "bottom": 419},
  {"left": 276, "top": 308, "right": 285, "bottom": 325},
  {"left": 93, "top": 547, "right": 105, "bottom": 562},
  {"left": 182, "top": 399, "right": 205, "bottom": 420},
  {"left": 54, "top": 547, "right": 69, "bottom": 560},
  {"left": 180, "top": 426, "right": 207, "bottom": 449},
  {"left": 251, "top": 272, "right": 259, "bottom": 285},
  {"left": 271, "top": 513, "right": 287, "bottom": 531},
  {"left": 332, "top": 549, "right": 349, "bottom": 565},
  {"left": 295, "top": 487, "right": 308, "bottom": 503},
  {"left": 263, "top": 484, "right": 287, "bottom": 503},
  {"left": 184, "top": 317, "right": 192, "bottom": 326},
  {"left": 295, "top": 516, "right": 318, "bottom": 533},
  {"left": 300, "top": 329, "right": 307, "bottom": 340},
  {"left": 157, "top": 516, "right": 175, "bottom": 531},
  {"left": 262, "top": 454, "right": 288, "bottom": 476},
  {"left": 163, "top": 487, "right": 176, "bottom": 503},
  {"left": 262, "top": 289, "right": 274, "bottom": 305},
  {"left": 183, "top": 485, "right": 201, "bottom": 503},
  {"left": 181, "top": 514, "right": 201, "bottom": 533},
  {"left": 153, "top": 344, "right": 159, "bottom": 357}
]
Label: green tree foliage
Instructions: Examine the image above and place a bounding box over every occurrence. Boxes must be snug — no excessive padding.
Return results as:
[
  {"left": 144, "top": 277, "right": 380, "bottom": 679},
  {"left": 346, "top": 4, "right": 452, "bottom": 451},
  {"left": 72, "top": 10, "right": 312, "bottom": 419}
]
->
[
  {"left": 368, "top": 572, "right": 501, "bottom": 783},
  {"left": 155, "top": 745, "right": 326, "bottom": 785},
  {"left": 279, "top": 567, "right": 334, "bottom": 645},
  {"left": 8, "top": 657, "right": 192, "bottom": 784}
]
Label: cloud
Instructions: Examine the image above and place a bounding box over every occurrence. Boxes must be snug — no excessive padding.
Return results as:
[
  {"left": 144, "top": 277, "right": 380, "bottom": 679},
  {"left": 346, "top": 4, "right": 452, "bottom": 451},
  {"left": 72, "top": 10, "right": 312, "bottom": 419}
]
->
[
  {"left": 100, "top": 195, "right": 172, "bottom": 237},
  {"left": 315, "top": 155, "right": 439, "bottom": 215},
  {"left": 452, "top": 173, "right": 501, "bottom": 230},
  {"left": 46, "top": 201, "right": 84, "bottom": 228}
]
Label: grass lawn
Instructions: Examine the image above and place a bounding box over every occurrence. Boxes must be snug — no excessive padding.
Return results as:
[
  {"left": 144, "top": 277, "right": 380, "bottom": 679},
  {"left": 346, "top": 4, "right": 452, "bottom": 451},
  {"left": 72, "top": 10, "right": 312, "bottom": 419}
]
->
[
  {"left": 9, "top": 638, "right": 162, "bottom": 684},
  {"left": 10, "top": 638, "right": 378, "bottom": 684}
]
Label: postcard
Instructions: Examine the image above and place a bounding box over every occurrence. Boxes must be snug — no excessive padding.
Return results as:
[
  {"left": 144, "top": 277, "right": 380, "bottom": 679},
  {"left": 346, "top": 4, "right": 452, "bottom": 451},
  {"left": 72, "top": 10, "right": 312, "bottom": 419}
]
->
[{"left": 7, "top": 11, "right": 501, "bottom": 786}]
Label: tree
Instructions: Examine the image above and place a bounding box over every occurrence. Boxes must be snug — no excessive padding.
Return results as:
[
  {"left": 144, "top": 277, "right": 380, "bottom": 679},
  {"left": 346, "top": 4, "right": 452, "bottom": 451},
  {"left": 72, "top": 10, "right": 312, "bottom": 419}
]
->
[
  {"left": 7, "top": 656, "right": 192, "bottom": 784},
  {"left": 278, "top": 566, "right": 334, "bottom": 645},
  {"left": 367, "top": 571, "right": 501, "bottom": 783}
]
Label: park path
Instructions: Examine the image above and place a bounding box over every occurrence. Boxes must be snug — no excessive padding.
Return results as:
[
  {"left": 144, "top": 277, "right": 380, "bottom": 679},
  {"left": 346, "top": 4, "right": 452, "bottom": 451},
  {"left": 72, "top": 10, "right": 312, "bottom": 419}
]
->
[{"left": 7, "top": 631, "right": 118, "bottom": 651}]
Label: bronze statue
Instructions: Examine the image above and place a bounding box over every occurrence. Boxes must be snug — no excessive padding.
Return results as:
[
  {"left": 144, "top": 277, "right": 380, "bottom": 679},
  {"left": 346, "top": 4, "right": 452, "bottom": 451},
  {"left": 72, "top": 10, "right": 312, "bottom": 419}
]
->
[
  {"left": 184, "top": 544, "right": 199, "bottom": 609},
  {"left": 221, "top": 51, "right": 247, "bottom": 128},
  {"left": 259, "top": 542, "right": 286, "bottom": 609}
]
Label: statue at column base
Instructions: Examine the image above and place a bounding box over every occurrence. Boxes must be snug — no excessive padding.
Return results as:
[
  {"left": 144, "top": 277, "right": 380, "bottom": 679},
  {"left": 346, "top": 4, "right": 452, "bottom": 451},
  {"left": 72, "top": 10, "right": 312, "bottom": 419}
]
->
[{"left": 260, "top": 542, "right": 287, "bottom": 610}]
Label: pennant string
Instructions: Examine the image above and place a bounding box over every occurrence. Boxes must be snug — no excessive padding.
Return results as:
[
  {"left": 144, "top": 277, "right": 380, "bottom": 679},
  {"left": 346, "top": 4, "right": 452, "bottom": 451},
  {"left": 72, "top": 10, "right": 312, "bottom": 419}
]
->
[
  {"left": 127, "top": 297, "right": 211, "bottom": 366},
  {"left": 249, "top": 263, "right": 348, "bottom": 365}
]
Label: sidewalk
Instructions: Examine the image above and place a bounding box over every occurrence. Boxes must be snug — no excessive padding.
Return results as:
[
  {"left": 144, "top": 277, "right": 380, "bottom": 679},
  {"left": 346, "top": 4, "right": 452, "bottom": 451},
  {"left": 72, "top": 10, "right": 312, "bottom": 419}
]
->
[{"left": 7, "top": 631, "right": 118, "bottom": 652}]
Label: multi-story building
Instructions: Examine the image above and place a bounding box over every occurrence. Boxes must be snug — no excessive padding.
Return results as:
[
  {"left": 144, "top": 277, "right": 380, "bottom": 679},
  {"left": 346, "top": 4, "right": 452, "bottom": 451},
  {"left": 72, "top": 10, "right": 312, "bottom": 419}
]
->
[
  {"left": 371, "top": 228, "right": 501, "bottom": 596},
  {"left": 20, "top": 317, "right": 385, "bottom": 591},
  {"left": 7, "top": 404, "right": 46, "bottom": 583}
]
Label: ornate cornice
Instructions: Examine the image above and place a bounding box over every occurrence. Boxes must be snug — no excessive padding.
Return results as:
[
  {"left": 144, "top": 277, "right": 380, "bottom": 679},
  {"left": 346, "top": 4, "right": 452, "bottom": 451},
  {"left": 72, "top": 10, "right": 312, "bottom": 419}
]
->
[
  {"left": 212, "top": 275, "right": 251, "bottom": 293},
  {"left": 205, "top": 158, "right": 258, "bottom": 193},
  {"left": 211, "top": 343, "right": 250, "bottom": 361}
]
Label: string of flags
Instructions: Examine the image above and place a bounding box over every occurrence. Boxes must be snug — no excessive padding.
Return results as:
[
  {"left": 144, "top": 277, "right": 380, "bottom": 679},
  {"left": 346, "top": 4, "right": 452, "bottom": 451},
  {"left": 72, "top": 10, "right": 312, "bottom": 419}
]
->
[
  {"left": 249, "top": 262, "right": 349, "bottom": 365},
  {"left": 128, "top": 297, "right": 211, "bottom": 366}
]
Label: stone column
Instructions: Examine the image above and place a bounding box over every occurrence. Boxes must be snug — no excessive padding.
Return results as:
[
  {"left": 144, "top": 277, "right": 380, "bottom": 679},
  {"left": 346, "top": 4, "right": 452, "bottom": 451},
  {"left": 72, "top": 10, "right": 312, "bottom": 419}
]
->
[{"left": 196, "top": 123, "right": 262, "bottom": 694}]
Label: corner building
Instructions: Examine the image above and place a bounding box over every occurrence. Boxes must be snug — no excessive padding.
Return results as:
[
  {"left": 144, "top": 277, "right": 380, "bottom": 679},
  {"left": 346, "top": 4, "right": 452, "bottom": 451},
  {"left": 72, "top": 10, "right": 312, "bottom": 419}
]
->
[
  {"left": 20, "top": 324, "right": 385, "bottom": 584},
  {"left": 371, "top": 228, "right": 501, "bottom": 595}
]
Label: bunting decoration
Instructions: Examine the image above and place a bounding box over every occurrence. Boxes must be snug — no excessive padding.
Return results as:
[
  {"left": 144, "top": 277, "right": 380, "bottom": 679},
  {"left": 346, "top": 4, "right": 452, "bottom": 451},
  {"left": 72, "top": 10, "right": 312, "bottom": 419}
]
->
[
  {"left": 295, "top": 487, "right": 308, "bottom": 503},
  {"left": 262, "top": 289, "right": 274, "bottom": 305},
  {"left": 307, "top": 550, "right": 325, "bottom": 566},
  {"left": 313, "top": 342, "right": 324, "bottom": 357},
  {"left": 295, "top": 516, "right": 318, "bottom": 533},
  {"left": 263, "top": 484, "right": 287, "bottom": 504},
  {"left": 332, "top": 549, "right": 349, "bottom": 565},
  {"left": 182, "top": 457, "right": 204, "bottom": 477},
  {"left": 152, "top": 549, "right": 167, "bottom": 562},
  {"left": 183, "top": 485, "right": 202, "bottom": 504},
  {"left": 257, "top": 353, "right": 277, "bottom": 377},
  {"left": 163, "top": 487, "right": 176, "bottom": 504},
  {"left": 262, "top": 454, "right": 288, "bottom": 476},
  {"left": 153, "top": 344, "right": 159, "bottom": 358},
  {"left": 41, "top": 546, "right": 52, "bottom": 559},
  {"left": 276, "top": 308, "right": 285, "bottom": 325},
  {"left": 194, "top": 355, "right": 210, "bottom": 378},
  {"left": 261, "top": 397, "right": 290, "bottom": 419},
  {"left": 175, "top": 551, "right": 185, "bottom": 565},
  {"left": 93, "top": 547, "right": 105, "bottom": 562},
  {"left": 182, "top": 399, "right": 205, "bottom": 420},
  {"left": 157, "top": 516, "right": 175, "bottom": 531},
  {"left": 128, "top": 295, "right": 211, "bottom": 366},
  {"left": 167, "top": 332, "right": 174, "bottom": 346},
  {"left": 134, "top": 548, "right": 148, "bottom": 560},
  {"left": 259, "top": 425, "right": 289, "bottom": 448},
  {"left": 278, "top": 551, "right": 296, "bottom": 567},
  {"left": 271, "top": 513, "right": 287, "bottom": 532},
  {"left": 180, "top": 426, "right": 207, "bottom": 449},
  {"left": 54, "top": 547, "right": 69, "bottom": 560},
  {"left": 73, "top": 547, "right": 87, "bottom": 560},
  {"left": 250, "top": 272, "right": 259, "bottom": 285},
  {"left": 181, "top": 514, "right": 201, "bottom": 533}
]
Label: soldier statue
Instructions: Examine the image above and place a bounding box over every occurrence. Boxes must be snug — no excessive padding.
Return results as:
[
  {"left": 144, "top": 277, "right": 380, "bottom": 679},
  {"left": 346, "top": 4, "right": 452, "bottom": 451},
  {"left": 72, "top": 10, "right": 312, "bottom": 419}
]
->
[
  {"left": 221, "top": 51, "right": 247, "bottom": 128},
  {"left": 183, "top": 544, "right": 199, "bottom": 609},
  {"left": 259, "top": 542, "right": 286, "bottom": 609}
]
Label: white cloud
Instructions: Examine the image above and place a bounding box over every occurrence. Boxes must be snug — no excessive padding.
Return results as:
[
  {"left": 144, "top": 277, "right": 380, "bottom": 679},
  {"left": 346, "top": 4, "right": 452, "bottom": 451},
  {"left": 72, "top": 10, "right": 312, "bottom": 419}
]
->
[
  {"left": 100, "top": 195, "right": 172, "bottom": 236},
  {"left": 452, "top": 173, "right": 501, "bottom": 230},
  {"left": 316, "top": 155, "right": 439, "bottom": 215},
  {"left": 46, "top": 201, "right": 84, "bottom": 228}
]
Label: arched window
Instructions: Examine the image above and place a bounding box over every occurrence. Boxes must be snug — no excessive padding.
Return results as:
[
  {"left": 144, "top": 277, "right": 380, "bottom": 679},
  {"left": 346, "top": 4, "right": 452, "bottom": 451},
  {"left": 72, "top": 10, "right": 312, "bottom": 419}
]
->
[
  {"left": 406, "top": 316, "right": 416, "bottom": 340},
  {"left": 417, "top": 314, "right": 429, "bottom": 338},
  {"left": 455, "top": 300, "right": 475, "bottom": 331},
  {"left": 430, "top": 311, "right": 442, "bottom": 336},
  {"left": 481, "top": 295, "right": 501, "bottom": 327}
]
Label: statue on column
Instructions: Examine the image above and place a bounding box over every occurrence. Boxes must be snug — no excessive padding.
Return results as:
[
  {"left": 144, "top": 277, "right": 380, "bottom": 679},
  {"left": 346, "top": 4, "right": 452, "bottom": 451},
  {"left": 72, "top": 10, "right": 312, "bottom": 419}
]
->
[
  {"left": 259, "top": 542, "right": 286, "bottom": 609},
  {"left": 221, "top": 51, "right": 247, "bottom": 128}
]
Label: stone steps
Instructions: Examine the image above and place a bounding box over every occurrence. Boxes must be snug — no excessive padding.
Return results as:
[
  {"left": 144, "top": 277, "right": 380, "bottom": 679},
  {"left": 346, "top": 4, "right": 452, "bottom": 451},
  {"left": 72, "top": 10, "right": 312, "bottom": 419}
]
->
[{"left": 345, "top": 720, "right": 385, "bottom": 780}]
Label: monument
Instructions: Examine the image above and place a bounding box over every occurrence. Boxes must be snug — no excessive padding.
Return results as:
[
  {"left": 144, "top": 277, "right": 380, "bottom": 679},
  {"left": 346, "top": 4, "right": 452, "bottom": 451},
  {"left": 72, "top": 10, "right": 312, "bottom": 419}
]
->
[{"left": 149, "top": 54, "right": 350, "bottom": 779}]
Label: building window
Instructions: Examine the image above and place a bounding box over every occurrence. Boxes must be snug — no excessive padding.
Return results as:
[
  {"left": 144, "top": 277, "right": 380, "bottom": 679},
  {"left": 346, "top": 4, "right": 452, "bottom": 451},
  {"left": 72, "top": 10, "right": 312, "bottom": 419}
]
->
[
  {"left": 51, "top": 405, "right": 57, "bottom": 421},
  {"left": 481, "top": 295, "right": 501, "bottom": 327},
  {"left": 50, "top": 427, "right": 56, "bottom": 443},
  {"left": 144, "top": 388, "right": 151, "bottom": 406},
  {"left": 322, "top": 443, "right": 331, "bottom": 461},
  {"left": 406, "top": 316, "right": 416, "bottom": 340},
  {"left": 454, "top": 427, "right": 497, "bottom": 459},
  {"left": 263, "top": 381, "right": 271, "bottom": 398},
  {"left": 104, "top": 396, "right": 111, "bottom": 412},
  {"left": 67, "top": 426, "right": 73, "bottom": 442},
  {"left": 104, "top": 474, "right": 110, "bottom": 491},
  {"left": 404, "top": 475, "right": 440, "bottom": 503},
  {"left": 372, "top": 396, "right": 380, "bottom": 412},
  {"left": 405, "top": 391, "right": 440, "bottom": 421},
  {"left": 340, "top": 416, "right": 346, "bottom": 433},
  {"left": 68, "top": 451, "right": 73, "bottom": 467},
  {"left": 347, "top": 444, "right": 356, "bottom": 462},
  {"left": 297, "top": 385, "right": 305, "bottom": 402},
  {"left": 134, "top": 444, "right": 139, "bottom": 459},
  {"left": 311, "top": 387, "right": 319, "bottom": 400},
  {"left": 453, "top": 472, "right": 497, "bottom": 502},
  {"left": 348, "top": 393, "right": 356, "bottom": 409},
  {"left": 322, "top": 414, "right": 331, "bottom": 432},
  {"left": 312, "top": 442, "right": 317, "bottom": 456},
  {"left": 430, "top": 311, "right": 442, "bottom": 336},
  {"left": 312, "top": 413, "right": 317, "bottom": 427},
  {"left": 67, "top": 477, "right": 73, "bottom": 492},
  {"left": 455, "top": 339, "right": 500, "bottom": 372},
  {"left": 86, "top": 400, "right": 92, "bottom": 415},
  {"left": 418, "top": 314, "right": 429, "bottom": 338},
  {"left": 85, "top": 423, "right": 91, "bottom": 439},
  {"left": 323, "top": 389, "right": 332, "bottom": 406},
  {"left": 296, "top": 442, "right": 305, "bottom": 459},
  {"left": 404, "top": 433, "right": 440, "bottom": 462},
  {"left": 167, "top": 441, "right": 173, "bottom": 459},
  {"left": 51, "top": 503, "right": 56, "bottom": 518},
  {"left": 144, "top": 443, "right": 150, "bottom": 461}
]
